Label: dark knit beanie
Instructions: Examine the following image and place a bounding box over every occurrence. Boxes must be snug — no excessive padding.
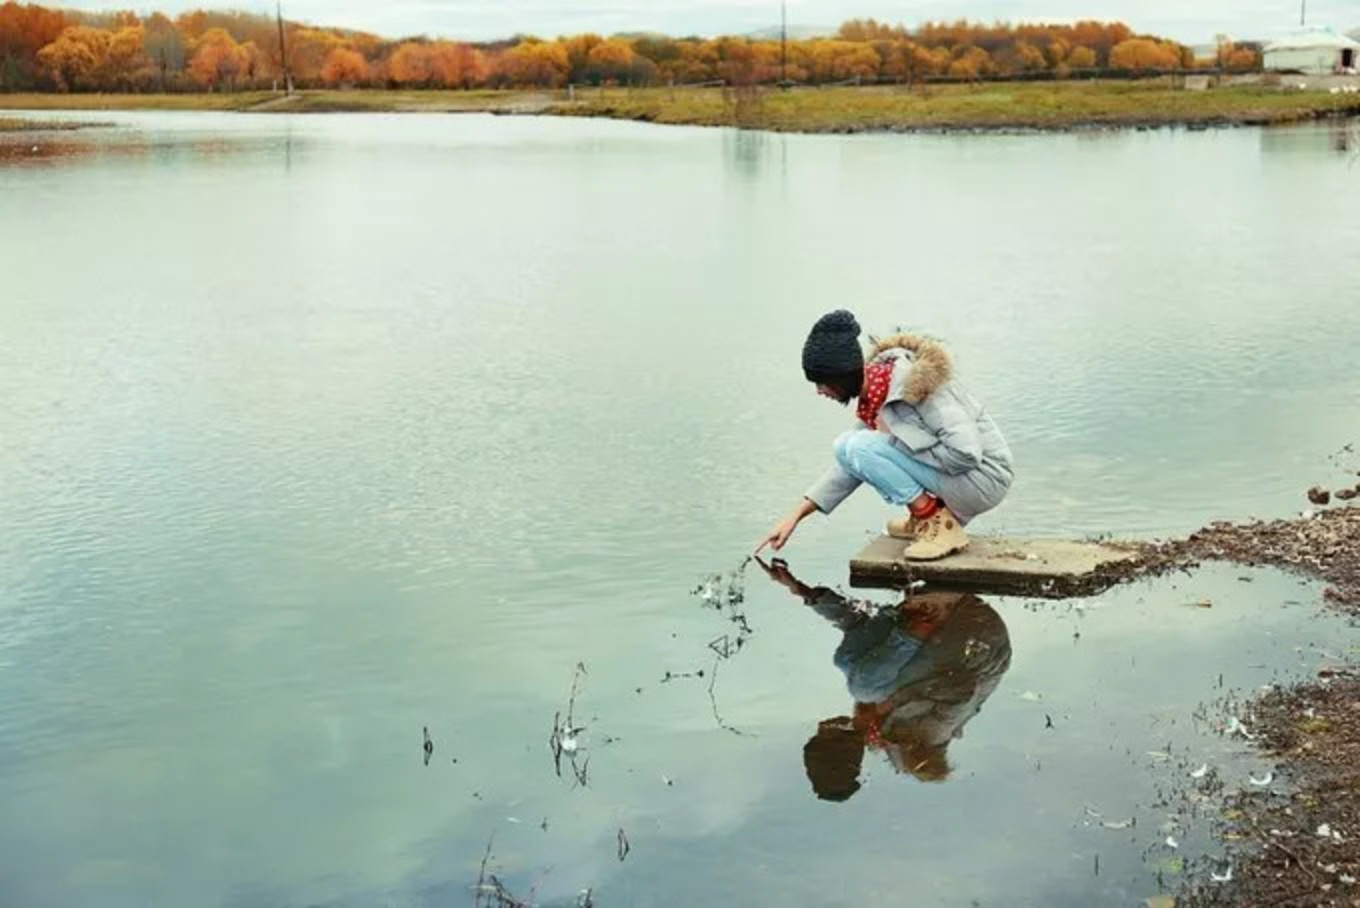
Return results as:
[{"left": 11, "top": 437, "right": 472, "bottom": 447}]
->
[{"left": 802, "top": 310, "right": 864, "bottom": 383}]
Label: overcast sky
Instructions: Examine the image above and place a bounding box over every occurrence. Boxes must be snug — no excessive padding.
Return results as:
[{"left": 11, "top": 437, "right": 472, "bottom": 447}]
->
[{"left": 59, "top": 0, "right": 1358, "bottom": 45}]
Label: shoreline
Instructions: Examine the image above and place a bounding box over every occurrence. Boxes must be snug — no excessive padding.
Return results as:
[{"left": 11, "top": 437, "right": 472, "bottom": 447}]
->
[
  {"left": 4, "top": 83, "right": 1360, "bottom": 136},
  {"left": 0, "top": 116, "right": 103, "bottom": 133},
  {"left": 1123, "top": 502, "right": 1360, "bottom": 905}
]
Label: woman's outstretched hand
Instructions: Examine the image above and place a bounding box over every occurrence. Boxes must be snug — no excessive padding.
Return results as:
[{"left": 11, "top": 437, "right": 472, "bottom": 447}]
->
[
  {"left": 753, "top": 498, "right": 819, "bottom": 555},
  {"left": 755, "top": 517, "right": 798, "bottom": 554}
]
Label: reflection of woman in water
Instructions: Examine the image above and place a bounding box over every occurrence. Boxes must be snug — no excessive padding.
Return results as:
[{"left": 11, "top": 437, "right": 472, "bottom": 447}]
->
[{"left": 756, "top": 558, "right": 1012, "bottom": 802}]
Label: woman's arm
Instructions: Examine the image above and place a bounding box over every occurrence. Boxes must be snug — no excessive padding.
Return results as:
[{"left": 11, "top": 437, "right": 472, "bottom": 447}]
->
[{"left": 755, "top": 497, "right": 819, "bottom": 554}]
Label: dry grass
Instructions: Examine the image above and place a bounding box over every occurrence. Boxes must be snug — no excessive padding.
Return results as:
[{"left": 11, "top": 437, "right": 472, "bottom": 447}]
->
[
  {"left": 563, "top": 81, "right": 1360, "bottom": 132},
  {"left": 0, "top": 115, "right": 99, "bottom": 131}
]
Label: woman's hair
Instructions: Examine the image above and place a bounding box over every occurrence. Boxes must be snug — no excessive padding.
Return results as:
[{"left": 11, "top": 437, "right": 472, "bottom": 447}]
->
[
  {"left": 803, "top": 718, "right": 865, "bottom": 802},
  {"left": 814, "top": 370, "right": 864, "bottom": 405}
]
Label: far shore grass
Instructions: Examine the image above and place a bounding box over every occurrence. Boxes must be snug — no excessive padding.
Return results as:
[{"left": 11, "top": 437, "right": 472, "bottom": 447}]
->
[
  {"left": 0, "top": 115, "right": 102, "bottom": 132},
  {"left": 5, "top": 80, "right": 1360, "bottom": 133}
]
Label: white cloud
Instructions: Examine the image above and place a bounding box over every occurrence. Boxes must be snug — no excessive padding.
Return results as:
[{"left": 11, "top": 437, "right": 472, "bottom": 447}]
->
[{"left": 57, "top": 0, "right": 1360, "bottom": 43}]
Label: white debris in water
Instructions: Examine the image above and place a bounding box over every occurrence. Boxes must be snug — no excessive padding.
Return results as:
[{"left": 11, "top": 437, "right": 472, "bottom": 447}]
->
[
  {"left": 1018, "top": 691, "right": 1044, "bottom": 702},
  {"left": 1211, "top": 865, "right": 1234, "bottom": 883},
  {"left": 1341, "top": 875, "right": 1357, "bottom": 885},
  {"left": 1190, "top": 764, "right": 1209, "bottom": 779},
  {"left": 560, "top": 736, "right": 579, "bottom": 754},
  {"left": 1165, "top": 835, "right": 1180, "bottom": 849},
  {"left": 1248, "top": 771, "right": 1275, "bottom": 787},
  {"left": 1102, "top": 819, "right": 1135, "bottom": 830},
  {"left": 1226, "top": 716, "right": 1256, "bottom": 739}
]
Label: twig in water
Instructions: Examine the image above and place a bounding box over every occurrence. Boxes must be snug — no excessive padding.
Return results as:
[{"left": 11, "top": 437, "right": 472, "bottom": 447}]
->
[
  {"left": 473, "top": 835, "right": 495, "bottom": 907},
  {"left": 549, "top": 664, "right": 591, "bottom": 784},
  {"left": 660, "top": 669, "right": 704, "bottom": 683},
  {"left": 423, "top": 726, "right": 434, "bottom": 766},
  {"left": 617, "top": 828, "right": 630, "bottom": 862},
  {"left": 708, "top": 657, "right": 754, "bottom": 738},
  {"left": 570, "top": 753, "right": 590, "bottom": 789},
  {"left": 472, "top": 834, "right": 544, "bottom": 908}
]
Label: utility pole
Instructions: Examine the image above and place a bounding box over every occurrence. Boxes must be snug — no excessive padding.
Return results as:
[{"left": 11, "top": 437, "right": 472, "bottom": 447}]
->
[
  {"left": 780, "top": 0, "right": 788, "bottom": 86},
  {"left": 276, "top": 0, "right": 294, "bottom": 95}
]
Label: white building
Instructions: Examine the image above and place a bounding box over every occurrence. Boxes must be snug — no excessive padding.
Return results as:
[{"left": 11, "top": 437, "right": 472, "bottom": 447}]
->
[{"left": 1263, "top": 27, "right": 1359, "bottom": 74}]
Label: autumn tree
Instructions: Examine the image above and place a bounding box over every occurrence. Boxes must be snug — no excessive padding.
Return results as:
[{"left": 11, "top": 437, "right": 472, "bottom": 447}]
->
[
  {"left": 1009, "top": 40, "right": 1047, "bottom": 72},
  {"left": 806, "top": 39, "right": 879, "bottom": 83},
  {"left": 37, "top": 25, "right": 108, "bottom": 90},
  {"left": 948, "top": 45, "right": 993, "bottom": 80},
  {"left": 141, "top": 12, "right": 185, "bottom": 88},
  {"left": 585, "top": 37, "right": 634, "bottom": 84},
  {"left": 1067, "top": 45, "right": 1097, "bottom": 69},
  {"left": 0, "top": 1, "right": 67, "bottom": 88},
  {"left": 388, "top": 41, "right": 434, "bottom": 85},
  {"left": 496, "top": 38, "right": 568, "bottom": 87},
  {"left": 188, "top": 27, "right": 247, "bottom": 90},
  {"left": 320, "top": 45, "right": 366, "bottom": 85},
  {"left": 561, "top": 32, "right": 601, "bottom": 82},
  {"left": 1109, "top": 38, "right": 1181, "bottom": 70},
  {"left": 104, "top": 25, "right": 151, "bottom": 89},
  {"left": 431, "top": 42, "right": 485, "bottom": 88}
]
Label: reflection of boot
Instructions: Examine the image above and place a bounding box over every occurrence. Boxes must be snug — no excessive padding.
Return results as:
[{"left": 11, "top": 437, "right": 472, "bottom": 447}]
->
[
  {"left": 902, "top": 507, "right": 969, "bottom": 561},
  {"left": 885, "top": 514, "right": 918, "bottom": 539}
]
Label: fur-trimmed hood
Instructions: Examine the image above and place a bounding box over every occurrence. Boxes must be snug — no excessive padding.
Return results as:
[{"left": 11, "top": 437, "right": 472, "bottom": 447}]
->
[{"left": 867, "top": 333, "right": 953, "bottom": 405}]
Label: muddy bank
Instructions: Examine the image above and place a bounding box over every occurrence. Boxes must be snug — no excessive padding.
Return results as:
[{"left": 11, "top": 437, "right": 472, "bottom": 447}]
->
[
  {"left": 1139, "top": 504, "right": 1360, "bottom": 611},
  {"left": 562, "top": 104, "right": 1360, "bottom": 136},
  {"left": 1182, "top": 674, "right": 1360, "bottom": 907},
  {"left": 1134, "top": 501, "right": 1360, "bottom": 905}
]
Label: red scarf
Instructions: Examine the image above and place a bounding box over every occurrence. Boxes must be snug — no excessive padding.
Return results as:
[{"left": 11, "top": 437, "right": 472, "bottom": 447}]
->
[{"left": 856, "top": 359, "right": 895, "bottom": 427}]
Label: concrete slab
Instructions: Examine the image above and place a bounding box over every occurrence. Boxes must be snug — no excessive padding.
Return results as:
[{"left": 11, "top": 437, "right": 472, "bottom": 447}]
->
[{"left": 849, "top": 535, "right": 1144, "bottom": 598}]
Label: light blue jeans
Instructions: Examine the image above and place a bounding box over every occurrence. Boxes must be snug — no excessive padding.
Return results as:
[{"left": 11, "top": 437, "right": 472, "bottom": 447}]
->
[{"left": 834, "top": 429, "right": 944, "bottom": 508}]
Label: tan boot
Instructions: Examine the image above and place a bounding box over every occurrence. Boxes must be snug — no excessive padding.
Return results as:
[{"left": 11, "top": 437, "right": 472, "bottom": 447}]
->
[
  {"left": 902, "top": 507, "right": 969, "bottom": 561},
  {"left": 885, "top": 514, "right": 918, "bottom": 539}
]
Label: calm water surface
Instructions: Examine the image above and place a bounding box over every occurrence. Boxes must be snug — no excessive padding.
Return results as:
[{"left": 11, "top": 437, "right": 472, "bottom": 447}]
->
[{"left": 2, "top": 111, "right": 1359, "bottom": 907}]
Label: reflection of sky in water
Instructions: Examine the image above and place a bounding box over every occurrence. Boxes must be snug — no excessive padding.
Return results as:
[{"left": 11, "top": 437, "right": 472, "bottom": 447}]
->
[{"left": 1, "top": 112, "right": 1359, "bottom": 907}]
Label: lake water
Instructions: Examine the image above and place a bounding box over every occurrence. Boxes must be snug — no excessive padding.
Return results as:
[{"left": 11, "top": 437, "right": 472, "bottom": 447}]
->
[{"left": 2, "top": 110, "right": 1359, "bottom": 907}]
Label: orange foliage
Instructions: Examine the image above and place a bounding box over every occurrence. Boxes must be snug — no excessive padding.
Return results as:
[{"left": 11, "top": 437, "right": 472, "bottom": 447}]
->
[
  {"left": 948, "top": 46, "right": 993, "bottom": 80},
  {"left": 4, "top": 3, "right": 1200, "bottom": 93},
  {"left": 431, "top": 42, "right": 485, "bottom": 88},
  {"left": 321, "top": 46, "right": 367, "bottom": 85},
  {"left": 188, "top": 27, "right": 247, "bottom": 89},
  {"left": 1067, "top": 46, "right": 1098, "bottom": 69},
  {"left": 36, "top": 25, "right": 105, "bottom": 90},
  {"left": 388, "top": 42, "right": 434, "bottom": 85},
  {"left": 1109, "top": 38, "right": 1181, "bottom": 70},
  {"left": 496, "top": 39, "right": 569, "bottom": 88}
]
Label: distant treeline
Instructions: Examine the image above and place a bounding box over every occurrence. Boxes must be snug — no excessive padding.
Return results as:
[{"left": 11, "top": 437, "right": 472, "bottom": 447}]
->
[{"left": 0, "top": 3, "right": 1262, "bottom": 93}]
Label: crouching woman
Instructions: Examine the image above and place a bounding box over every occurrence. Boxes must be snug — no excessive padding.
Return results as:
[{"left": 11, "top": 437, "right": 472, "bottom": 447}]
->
[{"left": 757, "top": 310, "right": 1014, "bottom": 561}]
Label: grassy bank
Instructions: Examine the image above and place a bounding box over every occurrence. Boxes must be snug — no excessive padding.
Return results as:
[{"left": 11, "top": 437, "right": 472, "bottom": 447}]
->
[
  {"left": 564, "top": 82, "right": 1360, "bottom": 132},
  {"left": 0, "top": 115, "right": 101, "bottom": 132},
  {"left": 5, "top": 81, "right": 1360, "bottom": 132}
]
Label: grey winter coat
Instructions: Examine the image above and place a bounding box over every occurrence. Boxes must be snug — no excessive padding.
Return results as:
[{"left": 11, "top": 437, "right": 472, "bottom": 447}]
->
[{"left": 804, "top": 333, "right": 1013, "bottom": 524}]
